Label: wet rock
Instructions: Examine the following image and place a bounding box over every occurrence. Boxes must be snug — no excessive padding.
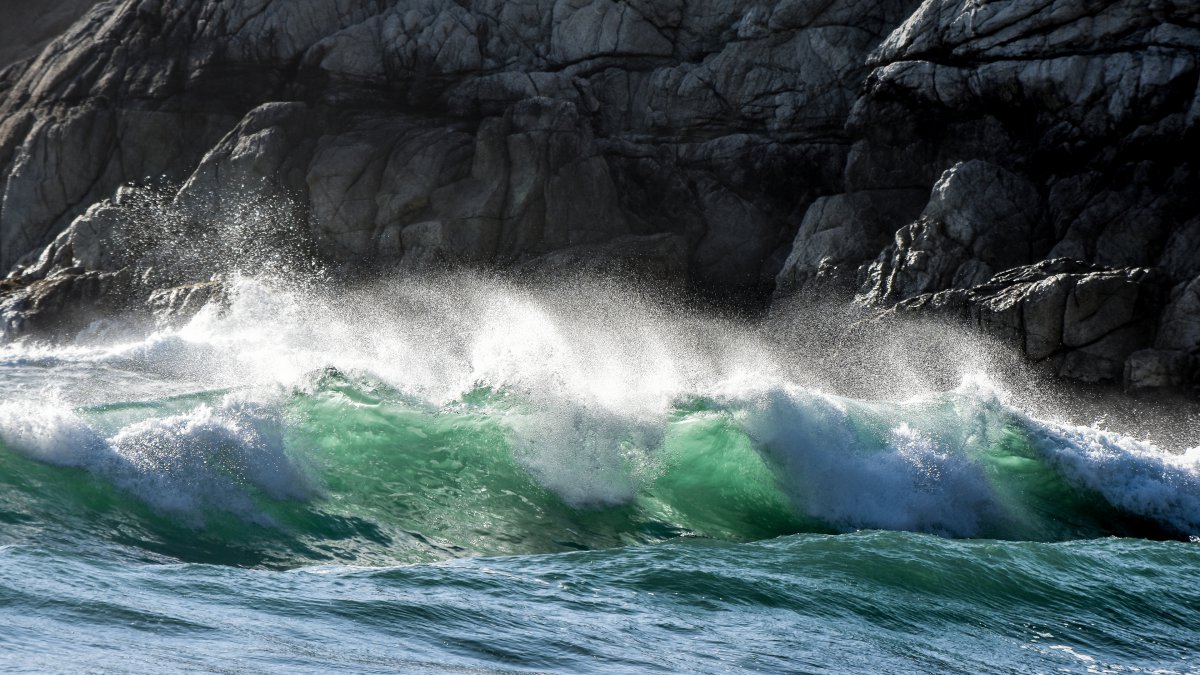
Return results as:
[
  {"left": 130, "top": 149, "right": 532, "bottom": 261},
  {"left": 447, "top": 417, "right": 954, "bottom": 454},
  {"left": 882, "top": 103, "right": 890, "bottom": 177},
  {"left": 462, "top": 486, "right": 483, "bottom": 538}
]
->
[
  {"left": 1157, "top": 276, "right": 1200, "bottom": 354},
  {"left": 885, "top": 260, "right": 1168, "bottom": 384},
  {"left": 774, "top": 189, "right": 927, "bottom": 298},
  {"left": 0, "top": 0, "right": 922, "bottom": 297},
  {"left": 1124, "top": 349, "right": 1196, "bottom": 391},
  {"left": 15, "top": 191, "right": 147, "bottom": 281},
  {"left": 780, "top": 0, "right": 1200, "bottom": 389},
  {"left": 862, "top": 160, "right": 1051, "bottom": 301},
  {"left": 0, "top": 0, "right": 1197, "bottom": 391},
  {"left": 174, "top": 102, "right": 319, "bottom": 219},
  {"left": 0, "top": 0, "right": 99, "bottom": 69},
  {"left": 146, "top": 279, "right": 228, "bottom": 325},
  {"left": 0, "top": 268, "right": 136, "bottom": 339}
]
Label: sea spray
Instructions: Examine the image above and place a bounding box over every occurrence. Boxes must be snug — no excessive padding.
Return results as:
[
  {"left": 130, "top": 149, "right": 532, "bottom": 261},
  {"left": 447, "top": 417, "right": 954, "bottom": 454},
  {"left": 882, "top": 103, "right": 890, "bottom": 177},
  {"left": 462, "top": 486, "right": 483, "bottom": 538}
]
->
[
  {"left": 0, "top": 395, "right": 316, "bottom": 528},
  {"left": 1, "top": 284, "right": 1198, "bottom": 567},
  {"left": 2, "top": 272, "right": 1199, "bottom": 673}
]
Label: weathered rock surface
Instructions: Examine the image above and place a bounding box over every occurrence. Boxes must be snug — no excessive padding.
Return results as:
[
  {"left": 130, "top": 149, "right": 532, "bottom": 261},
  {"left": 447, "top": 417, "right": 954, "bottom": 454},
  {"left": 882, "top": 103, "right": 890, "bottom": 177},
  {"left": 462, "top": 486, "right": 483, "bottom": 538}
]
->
[
  {"left": 864, "top": 160, "right": 1051, "bottom": 300},
  {"left": 146, "top": 279, "right": 228, "bottom": 325},
  {"left": 881, "top": 260, "right": 1171, "bottom": 385},
  {"left": 1125, "top": 349, "right": 1197, "bottom": 391},
  {"left": 1158, "top": 276, "right": 1200, "bottom": 354},
  {"left": 0, "top": 267, "right": 135, "bottom": 338},
  {"left": 775, "top": 188, "right": 927, "bottom": 298},
  {"left": 0, "top": 0, "right": 921, "bottom": 288},
  {"left": 825, "top": 0, "right": 1199, "bottom": 391},
  {"left": 0, "top": 0, "right": 100, "bottom": 70},
  {"left": 0, "top": 0, "right": 1196, "bottom": 391}
]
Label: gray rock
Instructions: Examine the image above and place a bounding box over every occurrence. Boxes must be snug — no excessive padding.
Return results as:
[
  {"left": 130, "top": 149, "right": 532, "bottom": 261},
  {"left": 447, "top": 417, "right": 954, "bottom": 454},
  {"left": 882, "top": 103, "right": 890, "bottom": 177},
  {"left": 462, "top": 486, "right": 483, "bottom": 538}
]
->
[
  {"left": 1124, "top": 349, "right": 1196, "bottom": 391},
  {"left": 862, "top": 160, "right": 1049, "bottom": 301},
  {"left": 800, "top": 0, "right": 1200, "bottom": 389},
  {"left": 146, "top": 279, "right": 227, "bottom": 325},
  {"left": 1013, "top": 276, "right": 1070, "bottom": 362},
  {"left": 775, "top": 189, "right": 927, "bottom": 297},
  {"left": 0, "top": 267, "right": 136, "bottom": 339},
  {"left": 1157, "top": 276, "right": 1200, "bottom": 353},
  {"left": 175, "top": 102, "right": 319, "bottom": 218},
  {"left": 1158, "top": 216, "right": 1200, "bottom": 283},
  {"left": 0, "top": 0, "right": 1197, "bottom": 391},
  {"left": 0, "top": 0, "right": 100, "bottom": 70},
  {"left": 845, "top": 0, "right": 1199, "bottom": 292},
  {"left": 0, "top": 0, "right": 921, "bottom": 296},
  {"left": 1045, "top": 166, "right": 1190, "bottom": 271},
  {"left": 885, "top": 260, "right": 1167, "bottom": 383},
  {"left": 10, "top": 187, "right": 164, "bottom": 282}
]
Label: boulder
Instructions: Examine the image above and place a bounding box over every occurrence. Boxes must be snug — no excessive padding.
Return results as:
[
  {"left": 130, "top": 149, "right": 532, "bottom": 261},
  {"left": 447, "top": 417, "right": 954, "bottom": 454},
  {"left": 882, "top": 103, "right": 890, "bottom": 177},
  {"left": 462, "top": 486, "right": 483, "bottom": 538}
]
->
[
  {"left": 1124, "top": 349, "right": 1196, "bottom": 391},
  {"left": 862, "top": 160, "right": 1051, "bottom": 301},
  {"left": 884, "top": 260, "right": 1168, "bottom": 383},
  {"left": 0, "top": 268, "right": 137, "bottom": 339},
  {"left": 774, "top": 189, "right": 927, "bottom": 297}
]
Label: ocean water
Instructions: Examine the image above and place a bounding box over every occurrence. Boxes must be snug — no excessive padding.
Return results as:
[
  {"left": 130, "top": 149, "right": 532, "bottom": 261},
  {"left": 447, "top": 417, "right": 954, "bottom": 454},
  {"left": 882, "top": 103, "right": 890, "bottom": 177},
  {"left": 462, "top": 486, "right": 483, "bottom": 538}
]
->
[{"left": 1, "top": 275, "right": 1198, "bottom": 673}]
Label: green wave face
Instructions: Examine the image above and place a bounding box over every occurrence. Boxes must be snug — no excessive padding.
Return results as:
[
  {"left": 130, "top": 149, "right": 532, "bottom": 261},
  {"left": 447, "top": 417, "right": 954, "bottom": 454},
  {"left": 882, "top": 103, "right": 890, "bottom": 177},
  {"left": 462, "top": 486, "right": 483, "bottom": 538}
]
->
[
  {"left": 1, "top": 366, "right": 1194, "bottom": 569},
  {"left": 268, "top": 371, "right": 820, "bottom": 562},
  {"left": 0, "top": 374, "right": 815, "bottom": 567},
  {"left": 1, "top": 278, "right": 1196, "bottom": 569}
]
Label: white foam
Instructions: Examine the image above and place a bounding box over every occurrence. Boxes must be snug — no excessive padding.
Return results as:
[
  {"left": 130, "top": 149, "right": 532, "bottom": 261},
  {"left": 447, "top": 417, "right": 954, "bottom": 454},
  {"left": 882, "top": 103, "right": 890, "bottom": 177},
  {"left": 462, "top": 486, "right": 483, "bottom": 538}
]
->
[
  {"left": 3, "top": 276, "right": 1197, "bottom": 537},
  {"left": 735, "top": 384, "right": 1007, "bottom": 537},
  {"left": 1030, "top": 420, "right": 1200, "bottom": 537},
  {"left": 0, "top": 395, "right": 317, "bottom": 526},
  {"left": 504, "top": 398, "right": 665, "bottom": 507},
  {"left": 727, "top": 376, "right": 1200, "bottom": 538},
  {"left": 0, "top": 400, "right": 108, "bottom": 467}
]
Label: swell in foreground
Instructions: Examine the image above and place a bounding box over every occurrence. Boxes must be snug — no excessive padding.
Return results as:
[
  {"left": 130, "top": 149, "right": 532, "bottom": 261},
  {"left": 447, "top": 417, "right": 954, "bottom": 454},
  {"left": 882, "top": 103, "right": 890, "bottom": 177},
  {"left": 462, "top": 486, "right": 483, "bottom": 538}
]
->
[{"left": 1, "top": 275, "right": 1198, "bottom": 672}]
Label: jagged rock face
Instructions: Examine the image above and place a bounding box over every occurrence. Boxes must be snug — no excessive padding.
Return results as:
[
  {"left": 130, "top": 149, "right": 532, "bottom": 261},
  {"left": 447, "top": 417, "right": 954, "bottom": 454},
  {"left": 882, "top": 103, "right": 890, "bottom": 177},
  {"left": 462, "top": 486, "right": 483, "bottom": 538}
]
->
[
  {"left": 1125, "top": 349, "right": 1197, "bottom": 391},
  {"left": 0, "top": 0, "right": 1197, "bottom": 390},
  {"left": 0, "top": 0, "right": 99, "bottom": 70},
  {"left": 774, "top": 188, "right": 928, "bottom": 298},
  {"left": 882, "top": 260, "right": 1170, "bottom": 384},
  {"left": 864, "top": 160, "right": 1051, "bottom": 300},
  {"left": 846, "top": 0, "right": 1200, "bottom": 288},
  {"left": 782, "top": 0, "right": 1200, "bottom": 390},
  {"left": 1158, "top": 277, "right": 1200, "bottom": 354},
  {"left": 146, "top": 279, "right": 227, "bottom": 326},
  {"left": 0, "top": 0, "right": 922, "bottom": 295},
  {"left": 0, "top": 267, "right": 135, "bottom": 338}
]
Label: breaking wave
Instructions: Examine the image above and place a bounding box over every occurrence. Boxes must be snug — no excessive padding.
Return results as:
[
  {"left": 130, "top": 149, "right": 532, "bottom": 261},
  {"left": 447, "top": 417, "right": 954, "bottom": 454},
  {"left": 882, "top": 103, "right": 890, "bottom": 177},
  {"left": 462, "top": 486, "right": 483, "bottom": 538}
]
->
[{"left": 0, "top": 276, "right": 1196, "bottom": 567}]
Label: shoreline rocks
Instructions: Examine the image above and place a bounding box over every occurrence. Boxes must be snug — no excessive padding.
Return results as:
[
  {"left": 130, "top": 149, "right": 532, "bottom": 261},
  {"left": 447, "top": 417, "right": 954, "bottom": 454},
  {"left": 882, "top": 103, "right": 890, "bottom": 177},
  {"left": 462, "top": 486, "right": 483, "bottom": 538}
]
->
[
  {"left": 0, "top": 0, "right": 1196, "bottom": 392},
  {"left": 873, "top": 259, "right": 1171, "bottom": 387}
]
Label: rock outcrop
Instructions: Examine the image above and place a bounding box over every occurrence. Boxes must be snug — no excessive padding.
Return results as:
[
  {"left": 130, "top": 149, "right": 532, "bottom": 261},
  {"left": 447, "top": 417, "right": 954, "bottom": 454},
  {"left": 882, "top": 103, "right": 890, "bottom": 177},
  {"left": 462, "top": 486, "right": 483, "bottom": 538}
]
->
[
  {"left": 0, "top": 0, "right": 1197, "bottom": 391},
  {"left": 0, "top": 0, "right": 921, "bottom": 288},
  {"left": 877, "top": 259, "right": 1171, "bottom": 384},
  {"left": 0, "top": 267, "right": 135, "bottom": 337},
  {"left": 779, "top": 0, "right": 1200, "bottom": 390},
  {"left": 0, "top": 0, "right": 100, "bottom": 70}
]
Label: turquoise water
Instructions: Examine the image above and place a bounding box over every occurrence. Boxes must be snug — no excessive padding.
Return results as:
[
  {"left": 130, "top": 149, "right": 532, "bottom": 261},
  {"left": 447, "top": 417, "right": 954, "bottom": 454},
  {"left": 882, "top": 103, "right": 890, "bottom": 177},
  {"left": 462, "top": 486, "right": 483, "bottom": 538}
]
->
[{"left": 1, "top": 277, "right": 1198, "bottom": 672}]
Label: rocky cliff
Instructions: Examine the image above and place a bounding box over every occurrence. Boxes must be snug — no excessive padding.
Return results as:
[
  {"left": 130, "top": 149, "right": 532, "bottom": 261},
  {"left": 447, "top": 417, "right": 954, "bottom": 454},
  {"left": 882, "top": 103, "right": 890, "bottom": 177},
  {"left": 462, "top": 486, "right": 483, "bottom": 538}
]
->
[{"left": 0, "top": 0, "right": 1197, "bottom": 391}]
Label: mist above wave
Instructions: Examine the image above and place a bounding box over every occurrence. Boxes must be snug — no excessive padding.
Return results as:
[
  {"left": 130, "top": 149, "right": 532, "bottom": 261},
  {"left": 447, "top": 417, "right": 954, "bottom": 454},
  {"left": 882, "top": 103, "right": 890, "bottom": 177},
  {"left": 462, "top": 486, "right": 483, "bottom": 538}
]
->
[{"left": 0, "top": 275, "right": 1196, "bottom": 563}]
